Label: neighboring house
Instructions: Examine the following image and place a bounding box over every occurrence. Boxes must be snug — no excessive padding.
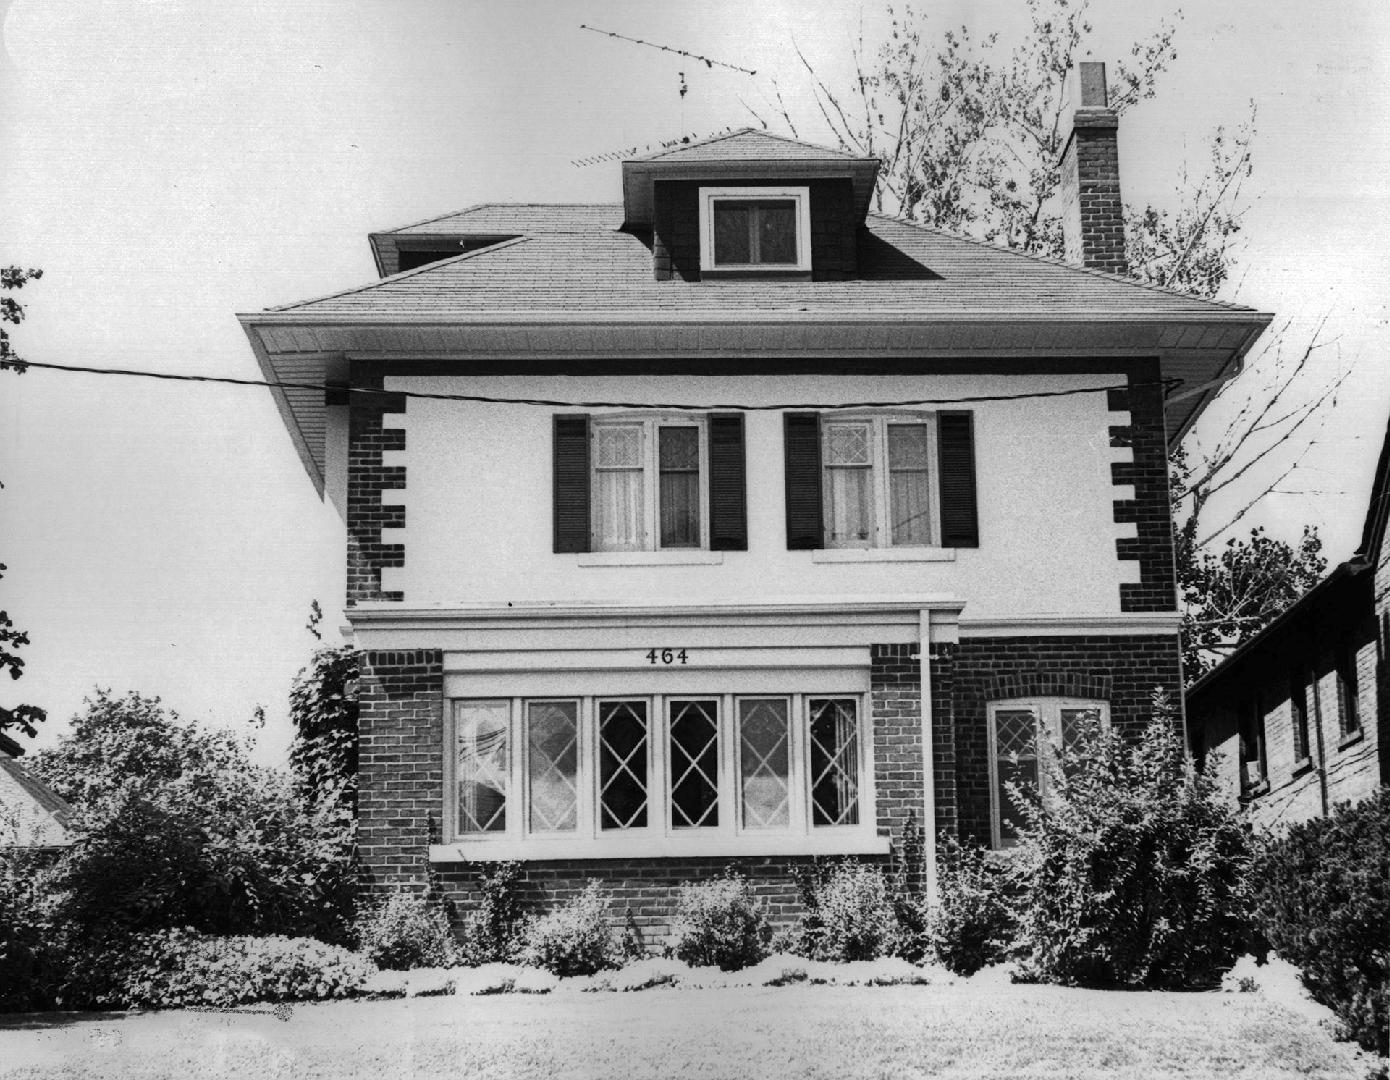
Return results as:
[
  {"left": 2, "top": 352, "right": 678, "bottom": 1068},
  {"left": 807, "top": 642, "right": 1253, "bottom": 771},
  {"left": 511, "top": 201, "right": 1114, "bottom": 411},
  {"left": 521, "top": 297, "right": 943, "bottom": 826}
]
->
[
  {"left": 1187, "top": 416, "right": 1390, "bottom": 826},
  {"left": 241, "top": 64, "right": 1271, "bottom": 940},
  {"left": 0, "top": 733, "right": 74, "bottom": 849}
]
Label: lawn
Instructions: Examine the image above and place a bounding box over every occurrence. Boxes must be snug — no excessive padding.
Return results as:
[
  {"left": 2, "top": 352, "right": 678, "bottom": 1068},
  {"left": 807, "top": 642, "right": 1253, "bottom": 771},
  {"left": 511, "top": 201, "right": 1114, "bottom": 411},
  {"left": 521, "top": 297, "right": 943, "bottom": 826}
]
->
[{"left": 0, "top": 980, "right": 1373, "bottom": 1080}]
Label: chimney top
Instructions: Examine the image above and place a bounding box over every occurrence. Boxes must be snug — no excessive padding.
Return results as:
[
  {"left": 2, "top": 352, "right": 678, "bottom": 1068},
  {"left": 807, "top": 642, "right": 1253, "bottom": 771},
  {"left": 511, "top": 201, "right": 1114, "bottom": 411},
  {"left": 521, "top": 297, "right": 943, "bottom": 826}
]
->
[
  {"left": 1076, "top": 61, "right": 1109, "bottom": 109},
  {"left": 1058, "top": 61, "right": 1126, "bottom": 276}
]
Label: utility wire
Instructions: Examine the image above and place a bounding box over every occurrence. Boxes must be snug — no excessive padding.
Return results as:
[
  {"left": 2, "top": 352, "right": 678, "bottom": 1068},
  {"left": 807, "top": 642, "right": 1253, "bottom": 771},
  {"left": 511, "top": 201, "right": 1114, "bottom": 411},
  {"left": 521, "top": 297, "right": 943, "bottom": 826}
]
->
[{"left": 15, "top": 359, "right": 1176, "bottom": 411}]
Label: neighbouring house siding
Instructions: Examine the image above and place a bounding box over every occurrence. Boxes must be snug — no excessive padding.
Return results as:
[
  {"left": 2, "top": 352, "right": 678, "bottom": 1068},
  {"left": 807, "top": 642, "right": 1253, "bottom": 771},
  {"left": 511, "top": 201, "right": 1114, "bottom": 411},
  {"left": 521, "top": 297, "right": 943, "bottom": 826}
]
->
[{"left": 1189, "top": 580, "right": 1383, "bottom": 828}]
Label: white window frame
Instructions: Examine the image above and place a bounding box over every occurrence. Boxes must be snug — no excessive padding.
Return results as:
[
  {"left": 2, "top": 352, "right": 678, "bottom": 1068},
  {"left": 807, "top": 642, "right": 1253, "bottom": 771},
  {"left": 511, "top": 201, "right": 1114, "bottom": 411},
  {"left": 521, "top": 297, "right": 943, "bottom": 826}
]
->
[
  {"left": 590, "top": 414, "right": 709, "bottom": 553},
  {"left": 986, "top": 697, "right": 1110, "bottom": 850},
  {"left": 821, "top": 413, "right": 941, "bottom": 550},
  {"left": 699, "top": 186, "right": 812, "bottom": 274},
  {"left": 440, "top": 691, "right": 878, "bottom": 859}
]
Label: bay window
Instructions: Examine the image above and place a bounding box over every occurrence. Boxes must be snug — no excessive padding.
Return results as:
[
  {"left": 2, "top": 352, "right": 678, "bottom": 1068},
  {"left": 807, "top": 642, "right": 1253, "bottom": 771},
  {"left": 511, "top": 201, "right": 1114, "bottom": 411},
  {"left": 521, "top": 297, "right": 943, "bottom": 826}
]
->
[{"left": 445, "top": 692, "right": 871, "bottom": 853}]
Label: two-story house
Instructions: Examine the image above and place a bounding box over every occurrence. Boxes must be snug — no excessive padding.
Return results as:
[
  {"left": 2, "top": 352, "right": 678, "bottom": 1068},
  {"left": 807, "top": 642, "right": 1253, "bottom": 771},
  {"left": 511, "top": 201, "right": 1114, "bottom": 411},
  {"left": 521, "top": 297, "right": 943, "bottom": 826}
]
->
[{"left": 241, "top": 64, "right": 1271, "bottom": 940}]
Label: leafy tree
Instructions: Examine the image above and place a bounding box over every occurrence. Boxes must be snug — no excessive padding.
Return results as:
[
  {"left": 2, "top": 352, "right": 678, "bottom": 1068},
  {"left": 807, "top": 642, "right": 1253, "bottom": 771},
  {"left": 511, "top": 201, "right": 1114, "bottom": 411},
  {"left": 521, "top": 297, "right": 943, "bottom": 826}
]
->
[
  {"left": 756, "top": 1, "right": 1338, "bottom": 673},
  {"left": 29, "top": 690, "right": 356, "bottom": 945},
  {"left": 0, "top": 266, "right": 45, "bottom": 743},
  {"left": 289, "top": 646, "right": 359, "bottom": 813}
]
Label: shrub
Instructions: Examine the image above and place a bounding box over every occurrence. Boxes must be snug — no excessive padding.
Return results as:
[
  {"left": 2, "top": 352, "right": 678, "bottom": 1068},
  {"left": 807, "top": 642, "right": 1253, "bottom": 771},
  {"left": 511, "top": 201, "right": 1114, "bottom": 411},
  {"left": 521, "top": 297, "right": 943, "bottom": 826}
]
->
[
  {"left": 357, "top": 890, "right": 458, "bottom": 970},
  {"left": 94, "top": 930, "right": 373, "bottom": 1009},
  {"left": 1256, "top": 789, "right": 1390, "bottom": 1055},
  {"left": 520, "top": 881, "right": 617, "bottom": 976},
  {"left": 455, "top": 861, "right": 525, "bottom": 965},
  {"left": 671, "top": 870, "right": 769, "bottom": 971},
  {"left": 0, "top": 842, "right": 63, "bottom": 1012},
  {"left": 926, "top": 838, "right": 1015, "bottom": 975},
  {"left": 1011, "top": 691, "right": 1257, "bottom": 990},
  {"left": 807, "top": 861, "right": 899, "bottom": 962}
]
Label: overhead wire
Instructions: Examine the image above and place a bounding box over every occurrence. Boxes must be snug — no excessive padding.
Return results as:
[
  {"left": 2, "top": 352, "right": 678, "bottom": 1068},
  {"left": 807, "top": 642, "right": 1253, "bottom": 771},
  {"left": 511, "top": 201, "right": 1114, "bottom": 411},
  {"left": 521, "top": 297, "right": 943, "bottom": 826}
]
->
[{"left": 13, "top": 359, "right": 1179, "bottom": 411}]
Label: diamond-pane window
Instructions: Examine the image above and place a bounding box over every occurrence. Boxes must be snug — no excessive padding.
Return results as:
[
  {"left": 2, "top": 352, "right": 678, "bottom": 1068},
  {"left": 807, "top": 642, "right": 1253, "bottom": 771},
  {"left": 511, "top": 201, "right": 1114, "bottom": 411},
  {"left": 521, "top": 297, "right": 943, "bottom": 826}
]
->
[
  {"left": 527, "top": 701, "right": 578, "bottom": 833},
  {"left": 739, "top": 698, "right": 790, "bottom": 830},
  {"left": 599, "top": 700, "right": 648, "bottom": 830},
  {"left": 809, "top": 698, "right": 859, "bottom": 826},
  {"left": 993, "top": 707, "right": 1037, "bottom": 847},
  {"left": 455, "top": 700, "right": 509, "bottom": 834},
  {"left": 825, "top": 424, "right": 871, "bottom": 465},
  {"left": 669, "top": 699, "right": 719, "bottom": 829}
]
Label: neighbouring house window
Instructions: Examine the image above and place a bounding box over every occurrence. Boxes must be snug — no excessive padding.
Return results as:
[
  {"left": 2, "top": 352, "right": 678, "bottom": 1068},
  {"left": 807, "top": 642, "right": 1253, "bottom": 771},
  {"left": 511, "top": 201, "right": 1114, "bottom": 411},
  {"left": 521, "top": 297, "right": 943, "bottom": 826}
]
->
[
  {"left": 1289, "top": 672, "right": 1311, "bottom": 765},
  {"left": 1238, "top": 695, "right": 1268, "bottom": 793},
  {"left": 699, "top": 186, "right": 812, "bottom": 273},
  {"left": 1335, "top": 644, "right": 1361, "bottom": 736},
  {"left": 821, "top": 416, "right": 939, "bottom": 548},
  {"left": 445, "top": 693, "right": 869, "bottom": 845},
  {"left": 590, "top": 417, "right": 707, "bottom": 552},
  {"left": 987, "top": 698, "right": 1108, "bottom": 849}
]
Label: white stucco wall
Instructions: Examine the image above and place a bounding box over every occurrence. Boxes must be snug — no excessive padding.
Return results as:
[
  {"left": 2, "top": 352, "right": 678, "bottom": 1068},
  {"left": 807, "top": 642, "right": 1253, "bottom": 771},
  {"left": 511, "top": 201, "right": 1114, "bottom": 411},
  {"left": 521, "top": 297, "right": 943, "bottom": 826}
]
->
[{"left": 373, "top": 373, "right": 1139, "bottom": 620}]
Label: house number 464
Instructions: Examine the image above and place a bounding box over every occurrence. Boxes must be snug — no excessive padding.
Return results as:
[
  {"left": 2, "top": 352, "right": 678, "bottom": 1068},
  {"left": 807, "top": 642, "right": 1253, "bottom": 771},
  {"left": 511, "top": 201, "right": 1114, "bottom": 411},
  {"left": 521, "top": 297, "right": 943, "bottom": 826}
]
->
[{"left": 645, "top": 648, "right": 689, "bottom": 665}]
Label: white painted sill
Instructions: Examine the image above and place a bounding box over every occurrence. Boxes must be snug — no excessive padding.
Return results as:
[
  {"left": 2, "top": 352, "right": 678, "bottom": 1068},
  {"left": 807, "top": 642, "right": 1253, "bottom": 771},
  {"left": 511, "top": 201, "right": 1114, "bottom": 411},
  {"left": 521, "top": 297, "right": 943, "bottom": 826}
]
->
[
  {"left": 811, "top": 548, "right": 956, "bottom": 564},
  {"left": 429, "top": 831, "right": 890, "bottom": 863},
  {"left": 575, "top": 551, "right": 725, "bottom": 567}
]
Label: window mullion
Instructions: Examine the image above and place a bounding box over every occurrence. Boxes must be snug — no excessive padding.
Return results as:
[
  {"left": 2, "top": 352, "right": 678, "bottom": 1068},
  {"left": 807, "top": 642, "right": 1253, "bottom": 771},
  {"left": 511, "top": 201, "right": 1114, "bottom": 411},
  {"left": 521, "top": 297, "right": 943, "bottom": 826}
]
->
[
  {"left": 510, "top": 698, "right": 523, "bottom": 841},
  {"left": 643, "top": 421, "right": 657, "bottom": 550},
  {"left": 652, "top": 695, "right": 668, "bottom": 835},
  {"left": 874, "top": 418, "right": 891, "bottom": 548},
  {"left": 793, "top": 693, "right": 809, "bottom": 835}
]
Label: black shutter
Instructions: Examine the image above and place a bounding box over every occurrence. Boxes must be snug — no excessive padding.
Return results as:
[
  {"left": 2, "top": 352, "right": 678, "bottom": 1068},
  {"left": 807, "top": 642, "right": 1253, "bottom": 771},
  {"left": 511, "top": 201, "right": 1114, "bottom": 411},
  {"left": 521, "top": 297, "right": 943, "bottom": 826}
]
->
[
  {"left": 707, "top": 413, "right": 747, "bottom": 551},
  {"left": 553, "top": 414, "right": 590, "bottom": 553},
  {"left": 784, "top": 412, "right": 823, "bottom": 550},
  {"left": 937, "top": 411, "right": 979, "bottom": 548}
]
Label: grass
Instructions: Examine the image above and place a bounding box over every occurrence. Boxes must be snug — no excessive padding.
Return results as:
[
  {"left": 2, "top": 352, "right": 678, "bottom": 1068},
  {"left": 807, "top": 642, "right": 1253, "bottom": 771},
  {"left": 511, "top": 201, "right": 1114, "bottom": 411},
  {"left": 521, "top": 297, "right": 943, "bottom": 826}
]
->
[{"left": 0, "top": 980, "right": 1373, "bottom": 1080}]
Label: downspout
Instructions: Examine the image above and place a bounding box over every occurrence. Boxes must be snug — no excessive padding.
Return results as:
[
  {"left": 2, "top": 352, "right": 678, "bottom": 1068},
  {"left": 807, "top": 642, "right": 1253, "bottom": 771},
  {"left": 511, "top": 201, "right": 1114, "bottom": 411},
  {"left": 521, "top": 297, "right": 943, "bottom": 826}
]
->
[{"left": 919, "top": 608, "right": 938, "bottom": 905}]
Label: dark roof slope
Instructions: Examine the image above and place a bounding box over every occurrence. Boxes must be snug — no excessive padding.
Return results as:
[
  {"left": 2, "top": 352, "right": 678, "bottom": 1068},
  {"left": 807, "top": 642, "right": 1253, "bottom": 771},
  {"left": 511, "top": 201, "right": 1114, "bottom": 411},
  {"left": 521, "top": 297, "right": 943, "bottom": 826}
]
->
[{"left": 279, "top": 206, "right": 1256, "bottom": 319}]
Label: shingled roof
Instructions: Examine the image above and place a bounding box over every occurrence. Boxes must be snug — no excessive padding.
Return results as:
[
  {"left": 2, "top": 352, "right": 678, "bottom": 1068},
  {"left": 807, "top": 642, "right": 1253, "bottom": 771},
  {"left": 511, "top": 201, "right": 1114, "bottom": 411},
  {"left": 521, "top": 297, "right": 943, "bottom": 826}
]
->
[
  {"left": 283, "top": 206, "right": 1251, "bottom": 319},
  {"left": 630, "top": 128, "right": 863, "bottom": 163}
]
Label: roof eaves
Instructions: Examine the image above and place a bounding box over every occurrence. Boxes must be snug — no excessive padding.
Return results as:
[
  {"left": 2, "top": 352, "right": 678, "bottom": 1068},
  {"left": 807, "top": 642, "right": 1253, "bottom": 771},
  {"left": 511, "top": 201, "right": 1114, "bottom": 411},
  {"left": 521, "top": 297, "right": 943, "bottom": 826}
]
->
[
  {"left": 865, "top": 214, "right": 1270, "bottom": 319},
  {"left": 1185, "top": 558, "right": 1372, "bottom": 701}
]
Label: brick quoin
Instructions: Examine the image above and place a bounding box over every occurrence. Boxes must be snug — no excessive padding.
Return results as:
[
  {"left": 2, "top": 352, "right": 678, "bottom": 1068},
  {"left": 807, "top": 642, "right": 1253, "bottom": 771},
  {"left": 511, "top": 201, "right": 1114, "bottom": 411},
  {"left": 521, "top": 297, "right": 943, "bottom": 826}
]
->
[
  {"left": 347, "top": 362, "right": 406, "bottom": 606},
  {"left": 1108, "top": 366, "right": 1178, "bottom": 614}
]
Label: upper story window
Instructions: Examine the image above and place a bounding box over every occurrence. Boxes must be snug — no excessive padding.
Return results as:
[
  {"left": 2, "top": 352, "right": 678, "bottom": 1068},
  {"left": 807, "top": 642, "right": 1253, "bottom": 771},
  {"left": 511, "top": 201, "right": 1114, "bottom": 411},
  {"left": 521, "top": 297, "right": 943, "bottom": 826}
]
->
[
  {"left": 822, "top": 416, "right": 937, "bottom": 548},
  {"left": 591, "top": 416, "right": 707, "bottom": 551},
  {"left": 1238, "top": 693, "right": 1268, "bottom": 795},
  {"left": 988, "top": 697, "right": 1108, "bottom": 849},
  {"left": 699, "top": 187, "right": 812, "bottom": 274},
  {"left": 1335, "top": 642, "right": 1361, "bottom": 738}
]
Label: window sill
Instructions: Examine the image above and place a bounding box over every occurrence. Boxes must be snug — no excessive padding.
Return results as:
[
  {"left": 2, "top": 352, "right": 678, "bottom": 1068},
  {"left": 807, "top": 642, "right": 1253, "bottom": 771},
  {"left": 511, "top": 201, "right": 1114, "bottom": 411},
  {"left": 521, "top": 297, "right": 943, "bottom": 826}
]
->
[
  {"left": 575, "top": 551, "right": 726, "bottom": 567},
  {"left": 429, "top": 831, "right": 890, "bottom": 863},
  {"left": 1239, "top": 779, "right": 1270, "bottom": 802},
  {"left": 811, "top": 548, "right": 956, "bottom": 564},
  {"left": 699, "top": 268, "right": 813, "bottom": 281},
  {"left": 1337, "top": 729, "right": 1364, "bottom": 751},
  {"left": 1291, "top": 756, "right": 1315, "bottom": 778}
]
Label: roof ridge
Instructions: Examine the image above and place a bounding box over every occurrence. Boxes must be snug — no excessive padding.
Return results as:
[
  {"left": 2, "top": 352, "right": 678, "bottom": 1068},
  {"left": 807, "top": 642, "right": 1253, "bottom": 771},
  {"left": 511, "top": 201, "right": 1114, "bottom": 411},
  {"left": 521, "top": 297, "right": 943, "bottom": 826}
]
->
[
  {"left": 635, "top": 126, "right": 860, "bottom": 162},
  {"left": 865, "top": 213, "right": 1261, "bottom": 314},
  {"left": 268, "top": 236, "right": 533, "bottom": 313},
  {"left": 379, "top": 203, "right": 623, "bottom": 233}
]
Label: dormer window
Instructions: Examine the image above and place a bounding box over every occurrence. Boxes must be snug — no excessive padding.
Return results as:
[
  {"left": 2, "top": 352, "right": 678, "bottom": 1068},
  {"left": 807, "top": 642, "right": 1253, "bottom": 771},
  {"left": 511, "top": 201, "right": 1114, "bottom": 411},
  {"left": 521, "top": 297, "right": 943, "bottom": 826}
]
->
[{"left": 699, "top": 187, "right": 811, "bottom": 274}]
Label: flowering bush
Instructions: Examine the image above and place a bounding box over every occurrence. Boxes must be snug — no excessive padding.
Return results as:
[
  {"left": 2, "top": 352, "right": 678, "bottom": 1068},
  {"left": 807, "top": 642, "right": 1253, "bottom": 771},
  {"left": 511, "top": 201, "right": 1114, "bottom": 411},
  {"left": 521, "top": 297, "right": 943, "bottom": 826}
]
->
[
  {"left": 520, "top": 881, "right": 617, "bottom": 976},
  {"left": 1010, "top": 692, "right": 1257, "bottom": 989},
  {"left": 101, "top": 930, "right": 373, "bottom": 1009},
  {"left": 926, "top": 838, "right": 1015, "bottom": 975},
  {"left": 671, "top": 871, "right": 769, "bottom": 971},
  {"left": 455, "top": 861, "right": 525, "bottom": 965},
  {"left": 805, "top": 861, "right": 899, "bottom": 962}
]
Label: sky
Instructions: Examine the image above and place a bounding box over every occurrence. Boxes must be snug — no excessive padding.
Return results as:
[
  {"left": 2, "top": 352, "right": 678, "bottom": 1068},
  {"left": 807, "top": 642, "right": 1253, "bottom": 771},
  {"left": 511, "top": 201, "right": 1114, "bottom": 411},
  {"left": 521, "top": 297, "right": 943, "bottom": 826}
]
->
[{"left": 2, "top": 0, "right": 1388, "bottom": 763}]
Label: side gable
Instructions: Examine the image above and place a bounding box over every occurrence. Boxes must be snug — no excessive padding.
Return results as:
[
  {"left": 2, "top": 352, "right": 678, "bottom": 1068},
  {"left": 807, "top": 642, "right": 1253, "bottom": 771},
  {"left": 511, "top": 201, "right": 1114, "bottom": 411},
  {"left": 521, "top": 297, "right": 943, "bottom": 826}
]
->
[{"left": 0, "top": 755, "right": 74, "bottom": 848}]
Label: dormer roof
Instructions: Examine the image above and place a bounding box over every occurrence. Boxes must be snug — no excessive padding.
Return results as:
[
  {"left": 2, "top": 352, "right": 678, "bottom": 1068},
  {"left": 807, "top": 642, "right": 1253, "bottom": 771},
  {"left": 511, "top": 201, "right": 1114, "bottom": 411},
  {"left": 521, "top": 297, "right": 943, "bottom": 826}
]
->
[{"left": 620, "top": 128, "right": 880, "bottom": 228}]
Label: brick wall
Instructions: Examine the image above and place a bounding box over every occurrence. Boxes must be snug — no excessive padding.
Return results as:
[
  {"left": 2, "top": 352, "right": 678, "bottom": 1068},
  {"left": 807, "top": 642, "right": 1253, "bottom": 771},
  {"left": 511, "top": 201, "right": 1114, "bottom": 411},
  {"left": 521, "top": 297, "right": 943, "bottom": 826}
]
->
[
  {"left": 949, "top": 634, "right": 1184, "bottom": 845},
  {"left": 652, "top": 178, "right": 857, "bottom": 281},
  {"left": 357, "top": 649, "right": 444, "bottom": 892},
  {"left": 1108, "top": 369, "right": 1177, "bottom": 613},
  {"left": 347, "top": 365, "right": 406, "bottom": 605}
]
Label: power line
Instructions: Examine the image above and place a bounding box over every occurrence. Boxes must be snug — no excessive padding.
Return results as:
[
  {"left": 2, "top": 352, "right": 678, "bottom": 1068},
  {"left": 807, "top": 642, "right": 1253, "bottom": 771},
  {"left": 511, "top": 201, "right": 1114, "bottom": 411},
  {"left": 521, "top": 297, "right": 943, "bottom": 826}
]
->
[{"left": 15, "top": 359, "right": 1175, "bottom": 411}]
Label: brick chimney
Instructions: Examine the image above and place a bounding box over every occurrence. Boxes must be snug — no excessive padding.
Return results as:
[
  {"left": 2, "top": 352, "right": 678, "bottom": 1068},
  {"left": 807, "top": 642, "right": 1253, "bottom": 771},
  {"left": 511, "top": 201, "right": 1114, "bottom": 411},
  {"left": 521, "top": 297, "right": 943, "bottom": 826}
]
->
[{"left": 1058, "top": 62, "right": 1126, "bottom": 275}]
